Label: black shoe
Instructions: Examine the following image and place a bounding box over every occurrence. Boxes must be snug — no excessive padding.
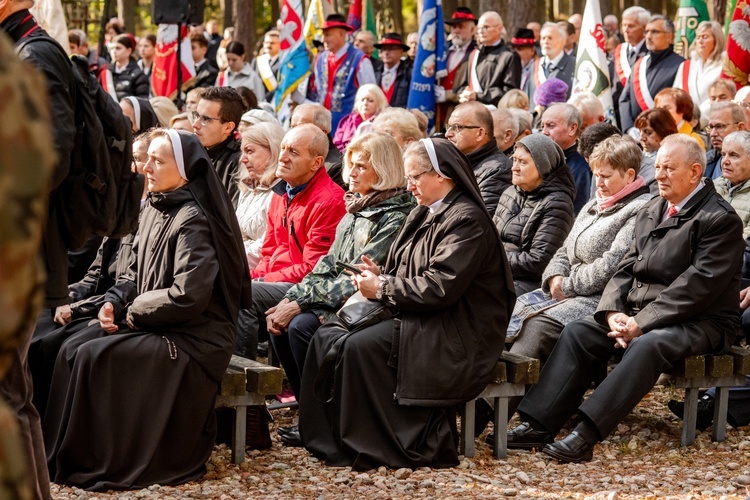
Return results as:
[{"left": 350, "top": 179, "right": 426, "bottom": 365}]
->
[
  {"left": 542, "top": 431, "right": 594, "bottom": 463},
  {"left": 257, "top": 341, "right": 269, "bottom": 358},
  {"left": 277, "top": 424, "right": 298, "bottom": 437},
  {"left": 503, "top": 421, "right": 553, "bottom": 450},
  {"left": 668, "top": 396, "right": 714, "bottom": 431},
  {"left": 474, "top": 398, "right": 495, "bottom": 437},
  {"left": 278, "top": 425, "right": 303, "bottom": 447}
]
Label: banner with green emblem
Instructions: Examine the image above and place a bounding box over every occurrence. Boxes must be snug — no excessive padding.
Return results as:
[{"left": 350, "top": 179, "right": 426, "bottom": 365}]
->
[
  {"left": 573, "top": 0, "right": 614, "bottom": 121},
  {"left": 674, "top": 0, "right": 710, "bottom": 58}
]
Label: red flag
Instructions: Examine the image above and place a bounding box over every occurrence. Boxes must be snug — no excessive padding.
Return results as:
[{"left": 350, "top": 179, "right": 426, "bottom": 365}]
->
[
  {"left": 152, "top": 24, "right": 197, "bottom": 99},
  {"left": 722, "top": 2, "right": 750, "bottom": 87}
]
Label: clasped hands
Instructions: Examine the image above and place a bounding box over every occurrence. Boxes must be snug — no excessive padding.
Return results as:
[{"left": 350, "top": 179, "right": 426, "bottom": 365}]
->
[
  {"left": 97, "top": 302, "right": 136, "bottom": 333},
  {"left": 606, "top": 312, "right": 643, "bottom": 349}
]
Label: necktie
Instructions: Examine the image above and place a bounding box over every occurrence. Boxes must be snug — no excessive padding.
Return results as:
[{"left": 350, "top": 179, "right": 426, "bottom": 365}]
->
[{"left": 668, "top": 204, "right": 679, "bottom": 218}]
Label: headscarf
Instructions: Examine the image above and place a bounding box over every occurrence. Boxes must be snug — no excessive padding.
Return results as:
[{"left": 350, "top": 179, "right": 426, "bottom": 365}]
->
[
  {"left": 164, "top": 130, "right": 252, "bottom": 319},
  {"left": 125, "top": 96, "right": 158, "bottom": 134},
  {"left": 516, "top": 133, "right": 565, "bottom": 178}
]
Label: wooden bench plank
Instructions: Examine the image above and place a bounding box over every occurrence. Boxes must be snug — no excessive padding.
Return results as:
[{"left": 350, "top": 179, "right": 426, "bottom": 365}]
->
[
  {"left": 730, "top": 346, "right": 750, "bottom": 375},
  {"left": 228, "top": 355, "right": 283, "bottom": 395},
  {"left": 500, "top": 351, "right": 540, "bottom": 384},
  {"left": 673, "top": 355, "right": 705, "bottom": 378},
  {"left": 706, "top": 355, "right": 734, "bottom": 378},
  {"left": 220, "top": 370, "right": 248, "bottom": 396},
  {"left": 488, "top": 362, "right": 507, "bottom": 385}
]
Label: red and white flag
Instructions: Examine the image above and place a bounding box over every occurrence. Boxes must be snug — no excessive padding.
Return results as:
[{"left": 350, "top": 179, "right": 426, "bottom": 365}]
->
[{"left": 152, "top": 24, "right": 196, "bottom": 99}]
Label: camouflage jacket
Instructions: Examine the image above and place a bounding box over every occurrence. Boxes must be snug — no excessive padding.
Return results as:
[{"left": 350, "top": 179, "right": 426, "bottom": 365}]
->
[{"left": 285, "top": 191, "right": 415, "bottom": 322}]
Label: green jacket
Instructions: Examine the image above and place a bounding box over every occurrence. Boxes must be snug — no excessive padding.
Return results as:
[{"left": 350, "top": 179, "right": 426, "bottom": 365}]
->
[
  {"left": 285, "top": 191, "right": 415, "bottom": 322},
  {"left": 715, "top": 177, "right": 750, "bottom": 239}
]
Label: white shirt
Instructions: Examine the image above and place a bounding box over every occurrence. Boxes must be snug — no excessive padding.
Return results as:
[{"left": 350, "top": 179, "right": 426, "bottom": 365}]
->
[{"left": 662, "top": 180, "right": 705, "bottom": 222}]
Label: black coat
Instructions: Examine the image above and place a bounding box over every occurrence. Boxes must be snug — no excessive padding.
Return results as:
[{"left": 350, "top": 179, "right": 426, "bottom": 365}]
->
[
  {"left": 109, "top": 59, "right": 149, "bottom": 101},
  {"left": 454, "top": 40, "right": 521, "bottom": 106},
  {"left": 618, "top": 46, "right": 684, "bottom": 131},
  {"left": 523, "top": 52, "right": 576, "bottom": 104},
  {"left": 207, "top": 134, "right": 242, "bottom": 206},
  {"left": 466, "top": 140, "right": 512, "bottom": 215},
  {"left": 3, "top": 11, "right": 77, "bottom": 307},
  {"left": 188, "top": 59, "right": 219, "bottom": 91},
  {"left": 376, "top": 59, "right": 412, "bottom": 108},
  {"left": 594, "top": 180, "right": 744, "bottom": 353},
  {"left": 384, "top": 189, "right": 513, "bottom": 406},
  {"left": 493, "top": 163, "right": 576, "bottom": 292}
]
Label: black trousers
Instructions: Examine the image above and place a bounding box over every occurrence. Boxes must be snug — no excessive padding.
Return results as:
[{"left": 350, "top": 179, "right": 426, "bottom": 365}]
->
[
  {"left": 517, "top": 315, "right": 715, "bottom": 440},
  {"left": 235, "top": 281, "right": 292, "bottom": 360}
]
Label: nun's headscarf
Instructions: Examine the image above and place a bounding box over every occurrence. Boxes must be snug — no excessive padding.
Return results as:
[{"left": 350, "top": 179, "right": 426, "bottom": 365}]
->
[
  {"left": 418, "top": 137, "right": 486, "bottom": 212},
  {"left": 125, "top": 96, "right": 159, "bottom": 134},
  {"left": 164, "top": 130, "right": 252, "bottom": 316}
]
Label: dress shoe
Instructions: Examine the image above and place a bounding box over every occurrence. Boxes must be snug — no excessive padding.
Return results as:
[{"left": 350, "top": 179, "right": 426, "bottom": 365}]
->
[
  {"left": 278, "top": 425, "right": 303, "bottom": 447},
  {"left": 502, "top": 421, "right": 553, "bottom": 450},
  {"left": 542, "top": 431, "right": 594, "bottom": 463},
  {"left": 277, "top": 424, "right": 297, "bottom": 437},
  {"left": 668, "top": 396, "right": 714, "bottom": 431}
]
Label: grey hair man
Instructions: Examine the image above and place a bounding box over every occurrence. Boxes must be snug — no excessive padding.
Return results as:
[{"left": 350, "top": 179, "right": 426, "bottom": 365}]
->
[{"left": 705, "top": 102, "right": 748, "bottom": 179}]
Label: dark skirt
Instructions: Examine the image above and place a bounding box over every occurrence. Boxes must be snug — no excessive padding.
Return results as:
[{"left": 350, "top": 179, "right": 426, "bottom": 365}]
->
[
  {"left": 299, "top": 318, "right": 459, "bottom": 471},
  {"left": 43, "top": 325, "right": 219, "bottom": 491}
]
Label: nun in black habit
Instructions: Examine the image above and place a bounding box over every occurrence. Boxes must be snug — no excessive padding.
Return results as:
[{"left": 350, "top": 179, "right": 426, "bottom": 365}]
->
[
  {"left": 43, "top": 130, "right": 251, "bottom": 490},
  {"left": 120, "top": 96, "right": 159, "bottom": 135},
  {"left": 298, "top": 138, "right": 516, "bottom": 470}
]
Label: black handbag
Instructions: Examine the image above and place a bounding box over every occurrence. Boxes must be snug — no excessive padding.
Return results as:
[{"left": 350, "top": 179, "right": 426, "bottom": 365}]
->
[{"left": 313, "top": 297, "right": 394, "bottom": 403}]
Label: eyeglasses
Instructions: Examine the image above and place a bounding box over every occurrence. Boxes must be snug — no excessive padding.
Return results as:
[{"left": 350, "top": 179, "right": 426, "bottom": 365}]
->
[
  {"left": 477, "top": 25, "right": 500, "bottom": 32},
  {"left": 446, "top": 124, "right": 480, "bottom": 133},
  {"left": 708, "top": 123, "right": 730, "bottom": 132},
  {"left": 189, "top": 111, "right": 223, "bottom": 126},
  {"left": 404, "top": 170, "right": 431, "bottom": 184},
  {"left": 738, "top": 101, "right": 750, "bottom": 109}
]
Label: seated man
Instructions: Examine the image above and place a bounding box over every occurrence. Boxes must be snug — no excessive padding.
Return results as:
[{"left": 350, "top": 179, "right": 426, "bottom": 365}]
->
[
  {"left": 445, "top": 101, "right": 512, "bottom": 214},
  {"left": 238, "top": 124, "right": 346, "bottom": 360},
  {"left": 290, "top": 103, "right": 346, "bottom": 190},
  {"left": 508, "top": 134, "right": 744, "bottom": 462},
  {"left": 714, "top": 130, "right": 750, "bottom": 237}
]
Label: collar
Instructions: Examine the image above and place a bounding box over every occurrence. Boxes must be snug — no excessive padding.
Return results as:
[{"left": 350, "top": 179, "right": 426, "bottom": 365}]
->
[
  {"left": 1, "top": 10, "right": 38, "bottom": 42},
  {"left": 428, "top": 197, "right": 445, "bottom": 213},
  {"left": 563, "top": 141, "right": 579, "bottom": 158},
  {"left": 384, "top": 60, "right": 400, "bottom": 72},
  {"left": 649, "top": 45, "right": 676, "bottom": 62},
  {"left": 195, "top": 58, "right": 206, "bottom": 68},
  {"left": 333, "top": 42, "right": 350, "bottom": 60},
  {"left": 666, "top": 180, "right": 705, "bottom": 215},
  {"left": 206, "top": 134, "right": 238, "bottom": 160},
  {"left": 631, "top": 39, "right": 645, "bottom": 53},
  {"left": 544, "top": 51, "right": 565, "bottom": 67},
  {"left": 228, "top": 62, "right": 252, "bottom": 77},
  {"left": 286, "top": 181, "right": 309, "bottom": 200}
]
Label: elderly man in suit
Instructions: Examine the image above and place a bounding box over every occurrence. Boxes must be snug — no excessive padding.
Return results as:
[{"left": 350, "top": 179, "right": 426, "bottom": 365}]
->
[
  {"left": 507, "top": 134, "right": 745, "bottom": 462},
  {"left": 523, "top": 22, "right": 575, "bottom": 104}
]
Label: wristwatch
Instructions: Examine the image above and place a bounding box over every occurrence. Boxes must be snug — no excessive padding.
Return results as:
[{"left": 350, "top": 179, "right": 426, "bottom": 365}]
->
[{"left": 375, "top": 275, "right": 388, "bottom": 301}]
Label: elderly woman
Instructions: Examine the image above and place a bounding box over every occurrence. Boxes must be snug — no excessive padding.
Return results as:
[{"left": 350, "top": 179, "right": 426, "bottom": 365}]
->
[
  {"left": 372, "top": 107, "right": 422, "bottom": 150},
  {"left": 43, "top": 130, "right": 251, "bottom": 490},
  {"left": 235, "top": 121, "right": 285, "bottom": 269},
  {"left": 298, "top": 138, "right": 515, "bottom": 470},
  {"left": 654, "top": 87, "right": 705, "bottom": 149},
  {"left": 119, "top": 96, "right": 158, "bottom": 135},
  {"left": 264, "top": 133, "right": 415, "bottom": 446},
  {"left": 674, "top": 21, "right": 726, "bottom": 118},
  {"left": 333, "top": 84, "right": 388, "bottom": 153},
  {"left": 635, "top": 108, "right": 679, "bottom": 194},
  {"left": 494, "top": 134, "right": 576, "bottom": 295}
]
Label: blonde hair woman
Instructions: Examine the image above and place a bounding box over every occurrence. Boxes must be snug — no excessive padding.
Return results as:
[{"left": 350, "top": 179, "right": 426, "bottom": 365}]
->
[
  {"left": 235, "top": 121, "right": 285, "bottom": 268},
  {"left": 674, "top": 20, "right": 726, "bottom": 118},
  {"left": 333, "top": 84, "right": 389, "bottom": 153}
]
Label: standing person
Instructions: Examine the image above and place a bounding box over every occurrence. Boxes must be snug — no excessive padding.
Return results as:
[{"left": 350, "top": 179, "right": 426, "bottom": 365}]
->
[
  {"left": 619, "top": 15, "right": 684, "bottom": 133},
  {"left": 190, "top": 86, "right": 244, "bottom": 204},
  {"left": 406, "top": 32, "right": 418, "bottom": 62},
  {"left": 299, "top": 138, "right": 515, "bottom": 470},
  {"left": 309, "top": 13, "right": 376, "bottom": 135},
  {"left": 101, "top": 34, "right": 149, "bottom": 101},
  {"left": 374, "top": 33, "right": 412, "bottom": 109},
  {"left": 435, "top": 7, "right": 477, "bottom": 130},
  {"left": 137, "top": 33, "right": 156, "bottom": 77},
  {"left": 215, "top": 41, "right": 266, "bottom": 103},
  {"left": 524, "top": 22, "right": 575, "bottom": 104},
  {"left": 611, "top": 6, "right": 649, "bottom": 129},
  {"left": 185, "top": 32, "right": 218, "bottom": 91},
  {"left": 511, "top": 28, "right": 539, "bottom": 100},
  {"left": 455, "top": 11, "right": 521, "bottom": 107},
  {"left": 673, "top": 21, "right": 726, "bottom": 118},
  {"left": 1, "top": 3, "right": 77, "bottom": 497},
  {"left": 254, "top": 30, "right": 281, "bottom": 102},
  {"left": 354, "top": 30, "right": 381, "bottom": 76},
  {"left": 44, "top": 130, "right": 251, "bottom": 490},
  {"left": 507, "top": 134, "right": 744, "bottom": 463}
]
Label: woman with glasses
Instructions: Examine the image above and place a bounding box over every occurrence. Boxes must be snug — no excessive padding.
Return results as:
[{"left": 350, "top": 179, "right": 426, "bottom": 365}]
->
[
  {"left": 333, "top": 84, "right": 389, "bottom": 153},
  {"left": 494, "top": 133, "right": 576, "bottom": 295},
  {"left": 298, "top": 137, "right": 515, "bottom": 470},
  {"left": 44, "top": 130, "right": 251, "bottom": 490},
  {"left": 673, "top": 21, "right": 726, "bottom": 119}
]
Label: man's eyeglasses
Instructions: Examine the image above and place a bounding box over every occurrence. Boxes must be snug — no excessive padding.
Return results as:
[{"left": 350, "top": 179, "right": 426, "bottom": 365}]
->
[
  {"left": 404, "top": 170, "right": 431, "bottom": 184},
  {"left": 708, "top": 123, "right": 730, "bottom": 133},
  {"left": 446, "top": 124, "right": 480, "bottom": 134},
  {"left": 477, "top": 25, "right": 499, "bottom": 32},
  {"left": 644, "top": 29, "right": 667, "bottom": 36},
  {"left": 189, "top": 111, "right": 223, "bottom": 126}
]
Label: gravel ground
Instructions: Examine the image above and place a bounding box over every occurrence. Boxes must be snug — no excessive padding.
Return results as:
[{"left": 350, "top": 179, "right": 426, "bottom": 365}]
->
[{"left": 52, "top": 385, "right": 750, "bottom": 499}]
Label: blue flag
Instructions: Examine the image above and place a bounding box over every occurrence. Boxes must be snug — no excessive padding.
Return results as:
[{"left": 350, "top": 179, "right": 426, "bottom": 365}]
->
[
  {"left": 274, "top": 0, "right": 311, "bottom": 122},
  {"left": 406, "top": 0, "right": 447, "bottom": 131}
]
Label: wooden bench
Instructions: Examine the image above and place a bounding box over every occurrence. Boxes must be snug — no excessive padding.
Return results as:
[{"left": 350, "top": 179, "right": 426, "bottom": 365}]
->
[
  {"left": 672, "top": 346, "right": 750, "bottom": 446},
  {"left": 460, "top": 352, "right": 540, "bottom": 459},
  {"left": 216, "top": 355, "right": 283, "bottom": 464}
]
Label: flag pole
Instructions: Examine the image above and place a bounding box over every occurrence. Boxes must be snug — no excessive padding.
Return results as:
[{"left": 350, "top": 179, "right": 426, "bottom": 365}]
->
[{"left": 176, "top": 22, "right": 183, "bottom": 110}]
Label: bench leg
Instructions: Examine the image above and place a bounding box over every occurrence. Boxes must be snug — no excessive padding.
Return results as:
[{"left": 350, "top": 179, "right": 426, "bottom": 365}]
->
[
  {"left": 682, "top": 388, "right": 699, "bottom": 446},
  {"left": 493, "top": 396, "right": 508, "bottom": 459},
  {"left": 461, "top": 400, "right": 476, "bottom": 457},
  {"left": 231, "top": 406, "right": 247, "bottom": 465},
  {"left": 711, "top": 386, "right": 729, "bottom": 442}
]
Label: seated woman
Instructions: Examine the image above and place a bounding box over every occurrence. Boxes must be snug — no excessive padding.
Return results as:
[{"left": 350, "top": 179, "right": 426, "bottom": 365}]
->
[
  {"left": 654, "top": 87, "right": 705, "bottom": 150},
  {"left": 298, "top": 138, "right": 515, "bottom": 471},
  {"left": 120, "top": 96, "right": 159, "bottom": 135},
  {"left": 493, "top": 134, "right": 576, "bottom": 295},
  {"left": 43, "top": 130, "right": 251, "bottom": 490},
  {"left": 508, "top": 136, "right": 653, "bottom": 368},
  {"left": 635, "top": 108, "right": 678, "bottom": 195},
  {"left": 333, "top": 84, "right": 388, "bottom": 153},
  {"left": 264, "top": 132, "right": 414, "bottom": 443}
]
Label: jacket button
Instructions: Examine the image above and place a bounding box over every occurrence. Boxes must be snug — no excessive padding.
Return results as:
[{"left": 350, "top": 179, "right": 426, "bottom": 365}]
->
[
  {"left": 637, "top": 282, "right": 643, "bottom": 288},
  {"left": 637, "top": 255, "right": 643, "bottom": 261}
]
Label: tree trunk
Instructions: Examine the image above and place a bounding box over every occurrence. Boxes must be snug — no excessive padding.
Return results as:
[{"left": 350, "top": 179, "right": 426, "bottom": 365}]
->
[
  {"left": 505, "top": 0, "right": 546, "bottom": 42},
  {"left": 714, "top": 0, "right": 727, "bottom": 26},
  {"left": 271, "top": 0, "right": 281, "bottom": 27},
  {"left": 390, "top": 0, "right": 404, "bottom": 35},
  {"left": 233, "top": 0, "right": 255, "bottom": 58},
  {"left": 570, "top": 0, "right": 584, "bottom": 15},
  {"left": 222, "top": 0, "right": 232, "bottom": 32},
  {"left": 118, "top": 0, "right": 135, "bottom": 34}
]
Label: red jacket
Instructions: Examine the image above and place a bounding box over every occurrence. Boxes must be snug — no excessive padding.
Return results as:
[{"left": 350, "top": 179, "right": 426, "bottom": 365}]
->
[{"left": 252, "top": 168, "right": 346, "bottom": 283}]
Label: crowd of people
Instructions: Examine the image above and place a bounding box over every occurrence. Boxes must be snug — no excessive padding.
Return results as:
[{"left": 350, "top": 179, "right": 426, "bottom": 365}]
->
[{"left": 2, "top": 0, "right": 750, "bottom": 497}]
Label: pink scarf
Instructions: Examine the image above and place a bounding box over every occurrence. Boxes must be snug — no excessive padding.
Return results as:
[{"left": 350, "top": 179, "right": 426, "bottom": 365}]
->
[{"left": 595, "top": 176, "right": 646, "bottom": 211}]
